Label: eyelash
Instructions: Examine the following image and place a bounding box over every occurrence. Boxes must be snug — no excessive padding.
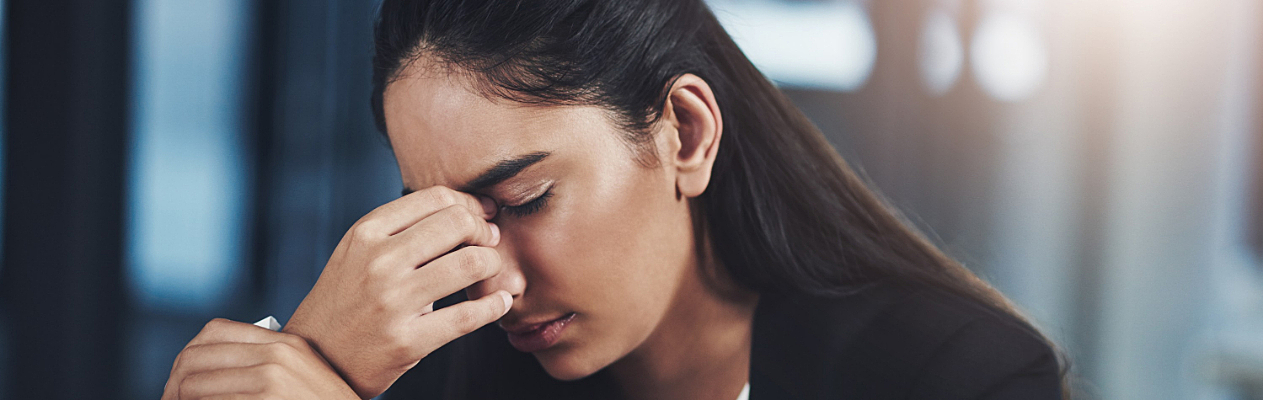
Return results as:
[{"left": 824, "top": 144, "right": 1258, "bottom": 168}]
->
[{"left": 500, "top": 187, "right": 553, "bottom": 218}]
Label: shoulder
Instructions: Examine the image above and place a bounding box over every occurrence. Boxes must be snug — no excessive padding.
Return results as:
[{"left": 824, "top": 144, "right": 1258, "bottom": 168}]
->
[
  {"left": 890, "top": 289, "right": 1064, "bottom": 399},
  {"left": 751, "top": 282, "right": 1064, "bottom": 400}
]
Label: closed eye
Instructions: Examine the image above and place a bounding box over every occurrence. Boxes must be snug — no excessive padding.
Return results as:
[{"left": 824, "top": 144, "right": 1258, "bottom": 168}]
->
[{"left": 500, "top": 187, "right": 553, "bottom": 218}]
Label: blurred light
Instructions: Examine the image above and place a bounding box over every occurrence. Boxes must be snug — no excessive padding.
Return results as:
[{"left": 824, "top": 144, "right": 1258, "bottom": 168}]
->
[
  {"left": 710, "top": 0, "right": 877, "bottom": 91},
  {"left": 918, "top": 9, "right": 964, "bottom": 96},
  {"left": 127, "top": 0, "right": 250, "bottom": 311},
  {"left": 970, "top": 11, "right": 1049, "bottom": 101}
]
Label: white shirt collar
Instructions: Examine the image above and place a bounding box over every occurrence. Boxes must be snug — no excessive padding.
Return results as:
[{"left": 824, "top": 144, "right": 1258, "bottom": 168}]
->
[{"left": 736, "top": 382, "right": 750, "bottom": 400}]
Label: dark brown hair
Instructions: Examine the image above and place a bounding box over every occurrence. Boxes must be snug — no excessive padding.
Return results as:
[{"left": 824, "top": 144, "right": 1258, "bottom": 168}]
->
[{"left": 371, "top": 0, "right": 1068, "bottom": 395}]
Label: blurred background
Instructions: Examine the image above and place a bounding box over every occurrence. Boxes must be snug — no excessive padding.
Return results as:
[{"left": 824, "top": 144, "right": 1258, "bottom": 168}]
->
[{"left": 1, "top": 0, "right": 1260, "bottom": 398}]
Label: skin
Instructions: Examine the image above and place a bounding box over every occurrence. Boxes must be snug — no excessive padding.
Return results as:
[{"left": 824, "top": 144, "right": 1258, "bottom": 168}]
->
[
  {"left": 161, "top": 318, "right": 361, "bottom": 400},
  {"left": 161, "top": 57, "right": 757, "bottom": 400},
  {"left": 164, "top": 183, "right": 514, "bottom": 400},
  {"left": 385, "top": 65, "right": 759, "bottom": 400}
]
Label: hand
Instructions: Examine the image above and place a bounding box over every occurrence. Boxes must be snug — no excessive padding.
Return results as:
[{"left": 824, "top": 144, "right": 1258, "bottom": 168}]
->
[
  {"left": 161, "top": 318, "right": 359, "bottom": 400},
  {"left": 281, "top": 186, "right": 514, "bottom": 399}
]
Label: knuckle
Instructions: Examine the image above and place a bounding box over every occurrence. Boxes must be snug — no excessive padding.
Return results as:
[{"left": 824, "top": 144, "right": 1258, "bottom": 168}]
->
[
  {"left": 367, "top": 201, "right": 390, "bottom": 216},
  {"left": 203, "top": 317, "right": 230, "bottom": 331},
  {"left": 423, "top": 186, "right": 458, "bottom": 206},
  {"left": 374, "top": 286, "right": 402, "bottom": 312},
  {"left": 264, "top": 341, "right": 296, "bottom": 360},
  {"left": 177, "top": 376, "right": 197, "bottom": 398},
  {"left": 383, "top": 323, "right": 413, "bottom": 353},
  {"left": 257, "top": 379, "right": 282, "bottom": 396},
  {"left": 170, "top": 351, "right": 184, "bottom": 371},
  {"left": 351, "top": 219, "right": 381, "bottom": 241},
  {"left": 387, "top": 340, "right": 414, "bottom": 361},
  {"left": 192, "top": 318, "right": 230, "bottom": 342},
  {"left": 455, "top": 248, "right": 491, "bottom": 282},
  {"left": 443, "top": 205, "right": 478, "bottom": 232},
  {"left": 279, "top": 334, "right": 310, "bottom": 352},
  {"left": 258, "top": 362, "right": 288, "bottom": 381},
  {"left": 178, "top": 370, "right": 210, "bottom": 394},
  {"left": 173, "top": 345, "right": 201, "bottom": 369},
  {"left": 367, "top": 288, "right": 393, "bottom": 314},
  {"left": 366, "top": 252, "right": 398, "bottom": 276}
]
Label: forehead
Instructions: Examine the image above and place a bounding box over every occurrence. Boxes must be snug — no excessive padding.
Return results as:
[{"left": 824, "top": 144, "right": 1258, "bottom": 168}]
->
[{"left": 382, "top": 71, "right": 612, "bottom": 189}]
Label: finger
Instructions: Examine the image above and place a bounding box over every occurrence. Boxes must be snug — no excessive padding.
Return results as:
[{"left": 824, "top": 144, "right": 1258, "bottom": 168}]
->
[
  {"left": 186, "top": 318, "right": 302, "bottom": 349},
  {"left": 168, "top": 343, "right": 269, "bottom": 400},
  {"left": 361, "top": 186, "right": 496, "bottom": 237},
  {"left": 179, "top": 364, "right": 277, "bottom": 399},
  {"left": 385, "top": 204, "right": 500, "bottom": 270},
  {"left": 175, "top": 342, "right": 301, "bottom": 377},
  {"left": 407, "top": 246, "right": 503, "bottom": 307},
  {"left": 197, "top": 395, "right": 253, "bottom": 400},
  {"left": 410, "top": 291, "right": 513, "bottom": 356}
]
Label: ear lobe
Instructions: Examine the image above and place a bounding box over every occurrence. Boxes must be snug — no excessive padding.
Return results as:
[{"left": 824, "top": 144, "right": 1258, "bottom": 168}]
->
[{"left": 664, "top": 74, "right": 723, "bottom": 198}]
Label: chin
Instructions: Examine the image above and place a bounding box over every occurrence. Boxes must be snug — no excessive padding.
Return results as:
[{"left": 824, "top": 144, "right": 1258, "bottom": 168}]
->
[{"left": 533, "top": 346, "right": 610, "bottom": 381}]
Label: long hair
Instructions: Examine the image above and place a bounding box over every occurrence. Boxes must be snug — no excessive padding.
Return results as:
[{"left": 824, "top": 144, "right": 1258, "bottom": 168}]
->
[{"left": 370, "top": 0, "right": 1068, "bottom": 394}]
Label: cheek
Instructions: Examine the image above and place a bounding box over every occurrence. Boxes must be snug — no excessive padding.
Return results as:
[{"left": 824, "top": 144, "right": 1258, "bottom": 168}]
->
[
  {"left": 512, "top": 171, "right": 692, "bottom": 377},
  {"left": 514, "top": 164, "right": 694, "bottom": 344}
]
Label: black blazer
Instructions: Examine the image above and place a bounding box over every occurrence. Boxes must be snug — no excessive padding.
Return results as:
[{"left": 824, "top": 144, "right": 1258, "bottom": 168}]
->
[{"left": 388, "top": 281, "right": 1064, "bottom": 400}]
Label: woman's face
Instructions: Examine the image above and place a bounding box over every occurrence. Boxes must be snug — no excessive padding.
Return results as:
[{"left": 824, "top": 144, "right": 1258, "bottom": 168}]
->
[{"left": 382, "top": 68, "right": 703, "bottom": 380}]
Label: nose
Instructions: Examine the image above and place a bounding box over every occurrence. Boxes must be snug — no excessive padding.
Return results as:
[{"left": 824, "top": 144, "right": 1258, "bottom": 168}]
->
[{"left": 465, "top": 233, "right": 526, "bottom": 304}]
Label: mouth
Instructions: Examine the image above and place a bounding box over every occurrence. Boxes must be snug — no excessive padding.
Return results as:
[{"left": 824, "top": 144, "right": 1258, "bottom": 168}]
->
[{"left": 500, "top": 312, "right": 576, "bottom": 353}]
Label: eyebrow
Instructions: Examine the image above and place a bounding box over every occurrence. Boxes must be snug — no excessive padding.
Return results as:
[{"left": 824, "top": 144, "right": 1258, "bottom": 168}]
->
[{"left": 401, "top": 151, "right": 551, "bottom": 197}]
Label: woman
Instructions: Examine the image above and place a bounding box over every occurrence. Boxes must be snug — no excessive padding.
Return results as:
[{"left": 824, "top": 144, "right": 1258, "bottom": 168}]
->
[{"left": 162, "top": 1, "right": 1068, "bottom": 399}]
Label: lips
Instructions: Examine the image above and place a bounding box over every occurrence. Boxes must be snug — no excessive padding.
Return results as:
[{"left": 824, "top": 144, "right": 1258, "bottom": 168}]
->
[{"left": 501, "top": 312, "right": 576, "bottom": 353}]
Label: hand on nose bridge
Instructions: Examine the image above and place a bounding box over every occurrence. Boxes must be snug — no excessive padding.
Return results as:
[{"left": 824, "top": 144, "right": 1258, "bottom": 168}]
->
[
  {"left": 264, "top": 186, "right": 513, "bottom": 399},
  {"left": 467, "top": 237, "right": 527, "bottom": 301}
]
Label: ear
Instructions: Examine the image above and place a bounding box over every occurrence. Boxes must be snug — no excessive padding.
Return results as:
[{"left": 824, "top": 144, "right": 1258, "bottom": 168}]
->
[{"left": 659, "top": 74, "right": 723, "bottom": 198}]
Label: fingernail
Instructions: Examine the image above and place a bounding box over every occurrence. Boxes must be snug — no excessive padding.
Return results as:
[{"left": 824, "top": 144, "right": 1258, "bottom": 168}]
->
[
  {"left": 498, "top": 291, "right": 513, "bottom": 314},
  {"left": 479, "top": 196, "right": 498, "bottom": 216},
  {"left": 488, "top": 223, "right": 500, "bottom": 245}
]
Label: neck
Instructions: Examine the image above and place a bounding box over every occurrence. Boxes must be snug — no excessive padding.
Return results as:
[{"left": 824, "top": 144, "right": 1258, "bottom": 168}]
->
[{"left": 606, "top": 260, "right": 759, "bottom": 400}]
